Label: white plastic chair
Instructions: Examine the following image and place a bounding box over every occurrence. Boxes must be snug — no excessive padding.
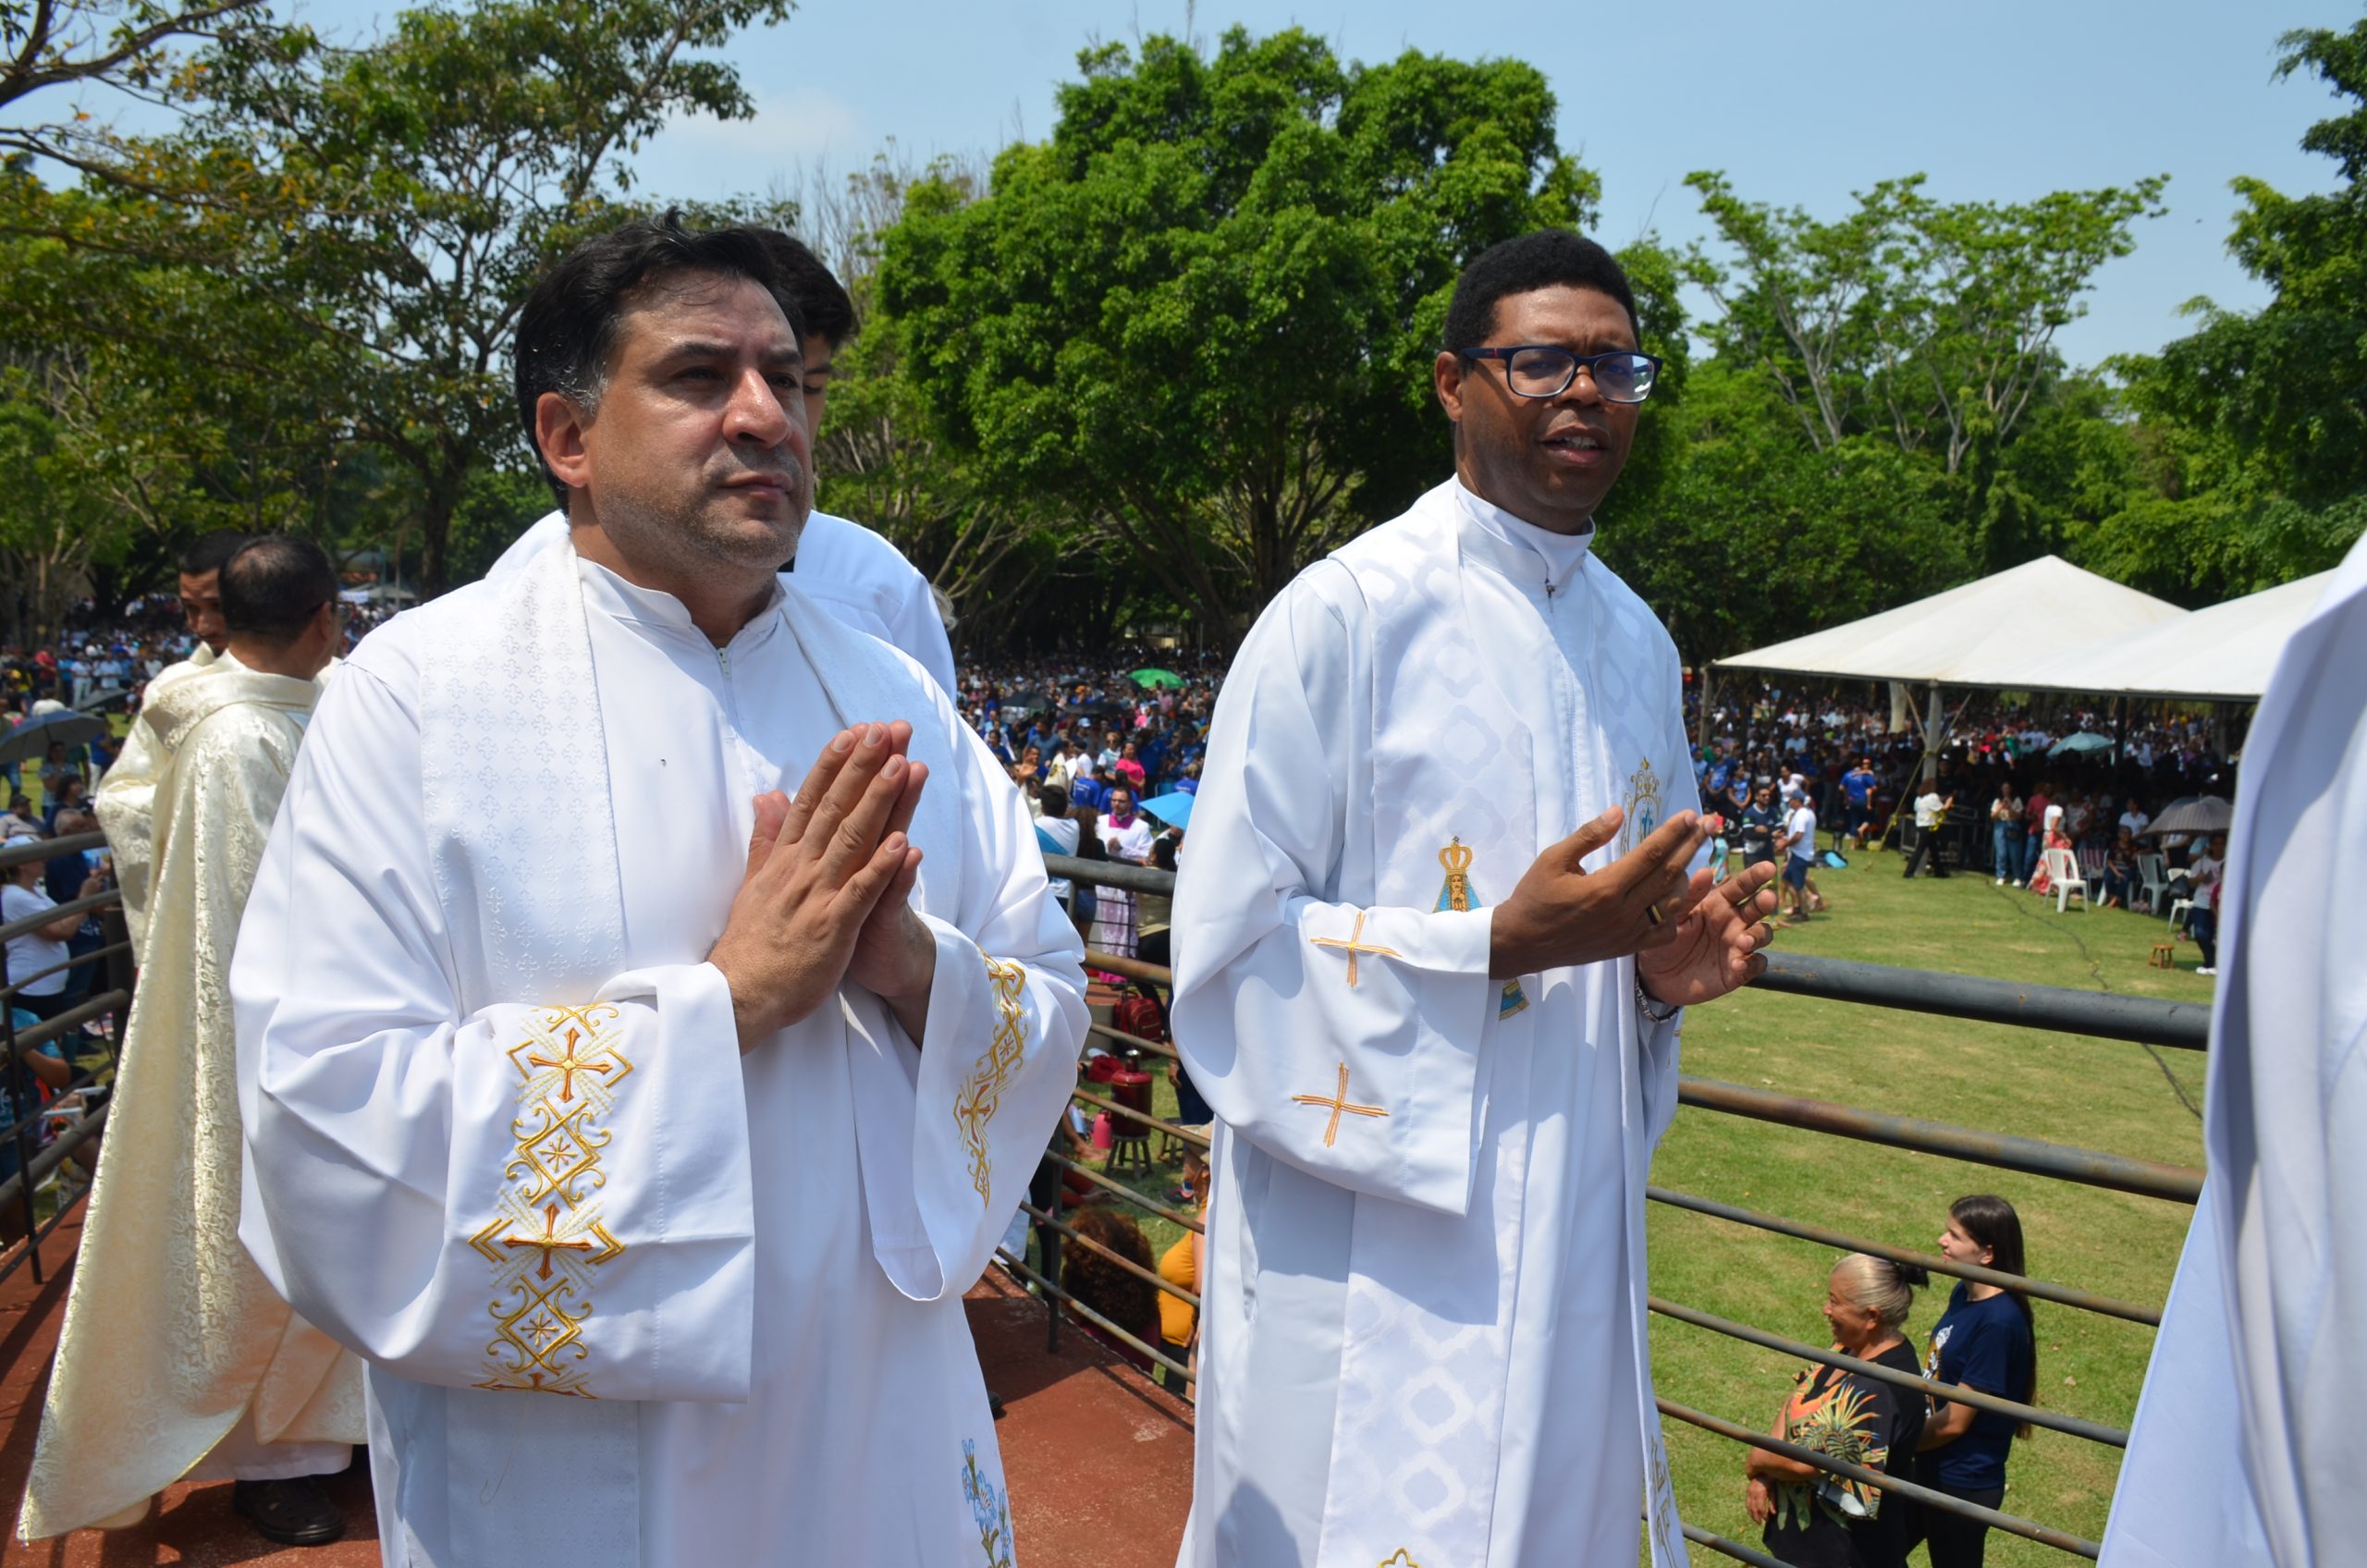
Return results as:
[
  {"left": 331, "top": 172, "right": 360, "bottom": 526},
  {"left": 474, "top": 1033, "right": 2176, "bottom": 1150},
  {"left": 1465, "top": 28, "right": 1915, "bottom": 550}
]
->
[
  {"left": 2135, "top": 852, "right": 2168, "bottom": 914},
  {"left": 2043, "top": 846, "right": 2091, "bottom": 913},
  {"left": 2169, "top": 896, "right": 2193, "bottom": 934}
]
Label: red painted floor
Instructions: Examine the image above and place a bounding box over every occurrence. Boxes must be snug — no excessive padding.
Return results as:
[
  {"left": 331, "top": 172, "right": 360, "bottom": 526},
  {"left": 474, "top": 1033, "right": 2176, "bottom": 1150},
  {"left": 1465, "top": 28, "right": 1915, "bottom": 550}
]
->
[{"left": 0, "top": 1210, "right": 1193, "bottom": 1566}]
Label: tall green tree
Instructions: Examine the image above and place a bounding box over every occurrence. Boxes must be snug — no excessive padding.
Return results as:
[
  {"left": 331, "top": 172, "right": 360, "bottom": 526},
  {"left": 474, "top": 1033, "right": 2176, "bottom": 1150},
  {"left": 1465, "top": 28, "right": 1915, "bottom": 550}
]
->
[
  {"left": 8, "top": 0, "right": 798, "bottom": 591},
  {"left": 2084, "top": 18, "right": 2367, "bottom": 599},
  {"left": 879, "top": 28, "right": 1610, "bottom": 635},
  {"left": 1685, "top": 168, "right": 2165, "bottom": 574}
]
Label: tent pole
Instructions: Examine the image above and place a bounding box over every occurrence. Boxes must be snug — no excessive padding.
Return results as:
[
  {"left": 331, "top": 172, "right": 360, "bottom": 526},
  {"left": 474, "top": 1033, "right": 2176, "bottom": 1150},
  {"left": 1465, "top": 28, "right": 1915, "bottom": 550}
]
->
[
  {"left": 1925, "top": 683, "right": 1943, "bottom": 789},
  {"left": 1696, "top": 666, "right": 1715, "bottom": 753}
]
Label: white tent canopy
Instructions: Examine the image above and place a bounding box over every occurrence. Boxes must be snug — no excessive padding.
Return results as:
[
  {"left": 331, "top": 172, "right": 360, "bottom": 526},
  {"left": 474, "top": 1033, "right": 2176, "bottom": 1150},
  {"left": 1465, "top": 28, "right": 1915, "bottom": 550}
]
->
[
  {"left": 2009, "top": 570, "right": 2336, "bottom": 701},
  {"left": 1713, "top": 556, "right": 2188, "bottom": 688}
]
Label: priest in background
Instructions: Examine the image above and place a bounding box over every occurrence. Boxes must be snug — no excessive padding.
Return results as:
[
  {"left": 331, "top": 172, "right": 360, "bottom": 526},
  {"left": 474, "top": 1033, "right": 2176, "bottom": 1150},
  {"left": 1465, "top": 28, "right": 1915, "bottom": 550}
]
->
[
  {"left": 99, "top": 527, "right": 248, "bottom": 952},
  {"left": 1172, "top": 230, "right": 1779, "bottom": 1568},
  {"left": 492, "top": 230, "right": 958, "bottom": 696},
  {"left": 23, "top": 535, "right": 361, "bottom": 1548},
  {"left": 2097, "top": 533, "right": 2367, "bottom": 1568},
  {"left": 233, "top": 215, "right": 1085, "bottom": 1566}
]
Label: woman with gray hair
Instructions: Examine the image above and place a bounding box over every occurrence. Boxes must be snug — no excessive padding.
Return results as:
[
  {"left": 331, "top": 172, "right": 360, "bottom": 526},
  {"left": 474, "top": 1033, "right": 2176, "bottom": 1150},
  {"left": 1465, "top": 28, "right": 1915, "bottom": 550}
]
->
[{"left": 1745, "top": 1254, "right": 1931, "bottom": 1567}]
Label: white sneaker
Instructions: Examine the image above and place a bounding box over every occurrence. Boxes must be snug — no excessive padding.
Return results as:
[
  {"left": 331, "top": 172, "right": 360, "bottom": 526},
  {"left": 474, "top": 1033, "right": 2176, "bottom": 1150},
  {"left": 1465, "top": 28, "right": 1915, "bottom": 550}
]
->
[
  {"left": 1994, "top": 876, "right": 2005, "bottom": 886},
  {"left": 2195, "top": 966, "right": 2216, "bottom": 976}
]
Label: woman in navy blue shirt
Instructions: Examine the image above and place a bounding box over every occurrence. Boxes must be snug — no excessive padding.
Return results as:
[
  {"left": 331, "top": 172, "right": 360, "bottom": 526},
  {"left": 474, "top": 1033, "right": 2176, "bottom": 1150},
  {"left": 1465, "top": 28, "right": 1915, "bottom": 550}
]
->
[{"left": 1907, "top": 1195, "right": 2038, "bottom": 1567}]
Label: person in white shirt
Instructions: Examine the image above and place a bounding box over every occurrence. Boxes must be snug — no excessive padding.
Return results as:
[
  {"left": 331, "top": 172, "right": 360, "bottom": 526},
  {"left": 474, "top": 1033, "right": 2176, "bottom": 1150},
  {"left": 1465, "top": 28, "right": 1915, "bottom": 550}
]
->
[
  {"left": 233, "top": 216, "right": 1085, "bottom": 1567},
  {"left": 1781, "top": 798, "right": 1820, "bottom": 922},
  {"left": 2, "top": 839, "right": 95, "bottom": 1024},
  {"left": 2118, "top": 804, "right": 2152, "bottom": 839},
  {"left": 2187, "top": 835, "right": 2226, "bottom": 975}
]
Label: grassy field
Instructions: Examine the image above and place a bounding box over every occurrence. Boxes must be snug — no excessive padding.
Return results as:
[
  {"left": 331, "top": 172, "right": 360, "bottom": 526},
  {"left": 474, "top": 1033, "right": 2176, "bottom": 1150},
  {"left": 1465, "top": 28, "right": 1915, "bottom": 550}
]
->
[{"left": 1085, "top": 843, "right": 2212, "bottom": 1565}]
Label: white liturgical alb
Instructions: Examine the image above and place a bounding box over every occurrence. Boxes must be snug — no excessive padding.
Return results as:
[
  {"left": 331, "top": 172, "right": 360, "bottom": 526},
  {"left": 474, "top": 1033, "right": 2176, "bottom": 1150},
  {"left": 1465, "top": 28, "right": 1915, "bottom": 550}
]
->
[{"left": 234, "top": 540, "right": 1085, "bottom": 1567}]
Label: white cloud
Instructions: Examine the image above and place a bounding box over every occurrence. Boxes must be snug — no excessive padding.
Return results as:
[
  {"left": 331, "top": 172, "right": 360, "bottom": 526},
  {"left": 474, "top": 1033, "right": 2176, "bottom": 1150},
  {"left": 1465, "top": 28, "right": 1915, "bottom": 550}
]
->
[{"left": 664, "top": 87, "right": 865, "bottom": 162}]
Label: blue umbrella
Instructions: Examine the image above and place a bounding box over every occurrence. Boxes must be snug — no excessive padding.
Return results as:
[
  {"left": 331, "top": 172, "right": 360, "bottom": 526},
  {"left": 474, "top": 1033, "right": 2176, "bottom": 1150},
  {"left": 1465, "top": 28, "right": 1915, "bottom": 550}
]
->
[
  {"left": 2046, "top": 731, "right": 2115, "bottom": 758},
  {"left": 1137, "top": 791, "right": 1196, "bottom": 829},
  {"left": 0, "top": 708, "right": 105, "bottom": 768}
]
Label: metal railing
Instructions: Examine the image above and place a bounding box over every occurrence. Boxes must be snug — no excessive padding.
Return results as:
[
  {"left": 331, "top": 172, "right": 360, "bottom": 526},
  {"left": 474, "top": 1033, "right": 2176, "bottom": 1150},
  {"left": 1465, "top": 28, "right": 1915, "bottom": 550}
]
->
[
  {"left": 1032, "top": 852, "right": 2197, "bottom": 1562},
  {"left": 0, "top": 829, "right": 132, "bottom": 1287}
]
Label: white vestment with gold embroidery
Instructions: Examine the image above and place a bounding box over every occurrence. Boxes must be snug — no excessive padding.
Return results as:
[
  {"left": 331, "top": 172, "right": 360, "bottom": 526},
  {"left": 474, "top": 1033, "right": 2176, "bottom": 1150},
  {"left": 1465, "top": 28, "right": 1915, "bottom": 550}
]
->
[
  {"left": 232, "top": 540, "right": 1085, "bottom": 1566},
  {"left": 1172, "top": 478, "right": 1698, "bottom": 1568}
]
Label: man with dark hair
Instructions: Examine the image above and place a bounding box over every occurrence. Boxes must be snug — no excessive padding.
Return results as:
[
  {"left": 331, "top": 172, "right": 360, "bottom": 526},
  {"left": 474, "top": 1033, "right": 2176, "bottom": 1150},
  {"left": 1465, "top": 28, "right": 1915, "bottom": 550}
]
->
[
  {"left": 28, "top": 534, "right": 359, "bottom": 1547},
  {"left": 178, "top": 528, "right": 251, "bottom": 658},
  {"left": 1173, "top": 229, "right": 1780, "bottom": 1568},
  {"left": 233, "top": 214, "right": 1085, "bottom": 1565},
  {"left": 492, "top": 227, "right": 958, "bottom": 695},
  {"left": 219, "top": 534, "right": 338, "bottom": 651}
]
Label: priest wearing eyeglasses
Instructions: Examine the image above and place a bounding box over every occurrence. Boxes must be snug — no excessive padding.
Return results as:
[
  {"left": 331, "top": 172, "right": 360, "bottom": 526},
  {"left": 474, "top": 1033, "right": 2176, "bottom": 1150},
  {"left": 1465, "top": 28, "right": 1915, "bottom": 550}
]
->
[{"left": 1172, "top": 230, "right": 1782, "bottom": 1568}]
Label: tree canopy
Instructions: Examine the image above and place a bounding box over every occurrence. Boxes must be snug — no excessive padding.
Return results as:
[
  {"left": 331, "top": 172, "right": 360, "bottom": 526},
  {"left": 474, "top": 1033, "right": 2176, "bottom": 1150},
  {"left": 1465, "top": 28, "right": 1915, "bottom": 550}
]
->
[{"left": 0, "top": 6, "right": 2352, "bottom": 654}]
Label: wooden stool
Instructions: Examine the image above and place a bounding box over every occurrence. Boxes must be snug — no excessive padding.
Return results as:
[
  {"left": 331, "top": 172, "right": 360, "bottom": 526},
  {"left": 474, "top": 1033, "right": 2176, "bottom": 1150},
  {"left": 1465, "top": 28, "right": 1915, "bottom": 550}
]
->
[
  {"left": 2149, "top": 941, "right": 2177, "bottom": 969},
  {"left": 1107, "top": 1130, "right": 1154, "bottom": 1175}
]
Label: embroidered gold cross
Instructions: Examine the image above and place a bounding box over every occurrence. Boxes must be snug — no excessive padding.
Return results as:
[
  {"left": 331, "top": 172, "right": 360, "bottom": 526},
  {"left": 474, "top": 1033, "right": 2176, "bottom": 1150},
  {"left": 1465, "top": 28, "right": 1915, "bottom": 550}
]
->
[
  {"left": 527, "top": 1027, "right": 615, "bottom": 1102},
  {"left": 1309, "top": 909, "right": 1401, "bottom": 988},
  {"left": 1291, "top": 1061, "right": 1388, "bottom": 1147},
  {"left": 504, "top": 1202, "right": 595, "bottom": 1280}
]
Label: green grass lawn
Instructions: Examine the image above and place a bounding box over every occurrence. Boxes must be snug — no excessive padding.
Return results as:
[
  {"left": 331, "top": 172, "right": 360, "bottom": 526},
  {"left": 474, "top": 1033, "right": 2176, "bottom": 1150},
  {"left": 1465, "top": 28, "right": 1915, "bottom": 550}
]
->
[
  {"left": 1650, "top": 849, "right": 2210, "bottom": 1564},
  {"left": 1078, "top": 845, "right": 2212, "bottom": 1565}
]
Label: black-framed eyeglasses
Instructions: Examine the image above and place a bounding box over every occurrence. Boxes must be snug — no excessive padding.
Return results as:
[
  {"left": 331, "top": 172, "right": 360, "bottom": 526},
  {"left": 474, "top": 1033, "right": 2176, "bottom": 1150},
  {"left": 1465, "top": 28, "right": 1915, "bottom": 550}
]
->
[{"left": 1458, "top": 346, "right": 1662, "bottom": 404}]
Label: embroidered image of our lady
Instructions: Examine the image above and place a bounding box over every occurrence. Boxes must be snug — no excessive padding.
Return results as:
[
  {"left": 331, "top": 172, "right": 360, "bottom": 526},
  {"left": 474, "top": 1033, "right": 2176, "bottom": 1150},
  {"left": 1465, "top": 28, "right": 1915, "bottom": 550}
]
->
[{"left": 1436, "top": 838, "right": 1528, "bottom": 1019}]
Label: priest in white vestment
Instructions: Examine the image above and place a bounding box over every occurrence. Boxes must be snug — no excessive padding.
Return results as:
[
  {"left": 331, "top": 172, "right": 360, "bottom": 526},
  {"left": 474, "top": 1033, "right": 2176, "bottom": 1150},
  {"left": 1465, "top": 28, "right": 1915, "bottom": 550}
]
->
[
  {"left": 1173, "top": 231, "right": 1779, "bottom": 1568},
  {"left": 233, "top": 217, "right": 1085, "bottom": 1567},
  {"left": 100, "top": 527, "right": 247, "bottom": 952},
  {"left": 24, "top": 536, "right": 362, "bottom": 1547},
  {"left": 490, "top": 230, "right": 958, "bottom": 698},
  {"left": 2098, "top": 532, "right": 2367, "bottom": 1568}
]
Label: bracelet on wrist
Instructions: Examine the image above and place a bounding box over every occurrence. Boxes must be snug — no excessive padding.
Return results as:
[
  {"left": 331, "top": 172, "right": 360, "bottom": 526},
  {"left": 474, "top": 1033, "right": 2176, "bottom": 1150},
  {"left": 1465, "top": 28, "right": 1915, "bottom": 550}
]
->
[{"left": 1636, "top": 973, "right": 1680, "bottom": 1023}]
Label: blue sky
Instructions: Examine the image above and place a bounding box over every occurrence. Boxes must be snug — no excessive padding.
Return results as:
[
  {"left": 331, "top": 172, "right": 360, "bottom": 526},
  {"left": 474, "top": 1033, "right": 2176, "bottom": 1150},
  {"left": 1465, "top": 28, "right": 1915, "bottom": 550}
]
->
[{"left": 141, "top": 1, "right": 2367, "bottom": 366}]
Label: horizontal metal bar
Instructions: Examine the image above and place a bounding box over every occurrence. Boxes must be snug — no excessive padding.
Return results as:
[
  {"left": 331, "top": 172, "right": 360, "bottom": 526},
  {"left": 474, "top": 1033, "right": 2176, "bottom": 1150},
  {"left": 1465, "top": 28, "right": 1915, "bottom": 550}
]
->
[
  {"left": 1647, "top": 1187, "right": 2162, "bottom": 1327},
  {"left": 1045, "top": 854, "right": 1174, "bottom": 895},
  {"left": 1049, "top": 856, "right": 2202, "bottom": 1050},
  {"left": 1082, "top": 949, "right": 1174, "bottom": 988},
  {"left": 1649, "top": 1294, "right": 2126, "bottom": 1447},
  {"left": 6, "top": 992, "right": 128, "bottom": 1055},
  {"left": 1018, "top": 1200, "right": 1199, "bottom": 1306},
  {"left": 0, "top": 1099, "right": 109, "bottom": 1220},
  {"left": 0, "top": 940, "right": 131, "bottom": 1000},
  {"left": 994, "top": 1246, "right": 1192, "bottom": 1379},
  {"left": 0, "top": 889, "right": 118, "bottom": 947},
  {"left": 1647, "top": 1186, "right": 2161, "bottom": 1326},
  {"left": 1043, "top": 1150, "right": 1204, "bottom": 1234},
  {"left": 1088, "top": 1021, "right": 1179, "bottom": 1060},
  {"left": 1679, "top": 1520, "right": 1788, "bottom": 1568},
  {"left": 1656, "top": 1397, "right": 2099, "bottom": 1559},
  {"left": 1678, "top": 1076, "right": 2203, "bottom": 1204},
  {"left": 0, "top": 832, "right": 104, "bottom": 873},
  {"left": 1069, "top": 1084, "right": 1210, "bottom": 1149},
  {"left": 1756, "top": 949, "right": 2209, "bottom": 1050}
]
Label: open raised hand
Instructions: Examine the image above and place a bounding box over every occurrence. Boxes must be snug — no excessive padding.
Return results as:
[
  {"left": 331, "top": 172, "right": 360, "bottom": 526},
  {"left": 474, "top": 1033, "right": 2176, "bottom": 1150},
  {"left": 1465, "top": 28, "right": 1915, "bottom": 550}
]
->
[
  {"left": 1490, "top": 806, "right": 1708, "bottom": 980},
  {"left": 707, "top": 721, "right": 930, "bottom": 1051},
  {"left": 1636, "top": 856, "right": 1780, "bottom": 1009}
]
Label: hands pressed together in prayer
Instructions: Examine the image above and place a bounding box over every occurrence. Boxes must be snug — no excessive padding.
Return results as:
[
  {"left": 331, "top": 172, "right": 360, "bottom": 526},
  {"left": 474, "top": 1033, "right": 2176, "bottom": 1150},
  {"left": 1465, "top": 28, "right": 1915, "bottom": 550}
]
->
[
  {"left": 707, "top": 720, "right": 939, "bottom": 1051},
  {"left": 1489, "top": 805, "right": 1781, "bottom": 1009}
]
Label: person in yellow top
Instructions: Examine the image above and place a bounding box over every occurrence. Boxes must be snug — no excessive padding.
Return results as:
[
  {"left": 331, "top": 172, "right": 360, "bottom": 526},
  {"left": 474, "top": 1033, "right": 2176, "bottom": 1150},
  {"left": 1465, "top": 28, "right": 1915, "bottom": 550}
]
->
[{"left": 1159, "top": 1150, "right": 1209, "bottom": 1391}]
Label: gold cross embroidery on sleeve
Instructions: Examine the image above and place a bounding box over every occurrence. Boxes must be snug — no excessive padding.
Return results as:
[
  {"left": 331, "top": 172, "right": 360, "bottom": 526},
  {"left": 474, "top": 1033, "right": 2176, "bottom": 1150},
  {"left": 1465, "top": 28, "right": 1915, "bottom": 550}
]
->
[
  {"left": 1291, "top": 1061, "right": 1388, "bottom": 1147},
  {"left": 1308, "top": 909, "right": 1401, "bottom": 988}
]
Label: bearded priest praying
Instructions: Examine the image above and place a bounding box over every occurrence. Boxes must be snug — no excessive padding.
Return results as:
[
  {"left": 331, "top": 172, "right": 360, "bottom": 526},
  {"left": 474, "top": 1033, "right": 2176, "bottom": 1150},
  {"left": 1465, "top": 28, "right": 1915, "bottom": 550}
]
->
[
  {"left": 231, "top": 217, "right": 1086, "bottom": 1567},
  {"left": 1171, "top": 231, "right": 1781, "bottom": 1568}
]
